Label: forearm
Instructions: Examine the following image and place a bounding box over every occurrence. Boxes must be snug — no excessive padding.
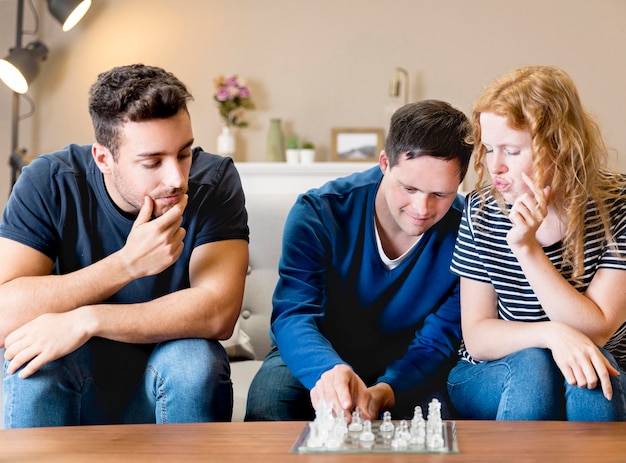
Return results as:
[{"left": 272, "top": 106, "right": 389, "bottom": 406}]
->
[
  {"left": 86, "top": 286, "right": 241, "bottom": 344},
  {"left": 464, "top": 319, "right": 554, "bottom": 362},
  {"left": 513, "top": 243, "right": 613, "bottom": 343},
  {"left": 0, "top": 251, "right": 134, "bottom": 342}
]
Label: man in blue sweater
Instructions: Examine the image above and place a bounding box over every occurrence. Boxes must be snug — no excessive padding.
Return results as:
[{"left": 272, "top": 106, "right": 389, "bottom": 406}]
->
[{"left": 246, "top": 100, "right": 472, "bottom": 421}]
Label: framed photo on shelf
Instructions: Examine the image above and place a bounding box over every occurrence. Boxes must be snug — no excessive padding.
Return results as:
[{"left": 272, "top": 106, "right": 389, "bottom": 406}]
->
[{"left": 331, "top": 128, "right": 385, "bottom": 162}]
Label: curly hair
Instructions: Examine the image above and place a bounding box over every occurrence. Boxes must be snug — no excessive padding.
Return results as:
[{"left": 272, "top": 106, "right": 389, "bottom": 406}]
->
[
  {"left": 88, "top": 64, "right": 193, "bottom": 159},
  {"left": 468, "top": 65, "right": 620, "bottom": 282}
]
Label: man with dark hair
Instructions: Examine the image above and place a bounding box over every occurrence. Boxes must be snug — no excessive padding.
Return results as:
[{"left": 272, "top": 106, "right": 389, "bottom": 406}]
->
[
  {"left": 0, "top": 64, "right": 249, "bottom": 427},
  {"left": 246, "top": 100, "right": 472, "bottom": 422}
]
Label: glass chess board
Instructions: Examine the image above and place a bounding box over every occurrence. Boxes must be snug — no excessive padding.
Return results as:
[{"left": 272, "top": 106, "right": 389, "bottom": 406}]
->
[{"left": 291, "top": 420, "right": 459, "bottom": 454}]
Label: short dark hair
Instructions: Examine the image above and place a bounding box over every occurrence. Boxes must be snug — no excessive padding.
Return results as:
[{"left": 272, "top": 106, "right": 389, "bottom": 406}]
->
[
  {"left": 88, "top": 64, "right": 193, "bottom": 157},
  {"left": 384, "top": 100, "right": 472, "bottom": 180}
]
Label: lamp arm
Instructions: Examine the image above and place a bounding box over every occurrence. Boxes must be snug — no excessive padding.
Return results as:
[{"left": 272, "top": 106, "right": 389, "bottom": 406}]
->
[
  {"left": 15, "top": 0, "right": 25, "bottom": 49},
  {"left": 9, "top": 0, "right": 26, "bottom": 191}
]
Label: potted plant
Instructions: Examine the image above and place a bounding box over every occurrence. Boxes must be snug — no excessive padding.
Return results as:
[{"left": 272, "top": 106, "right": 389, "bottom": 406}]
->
[
  {"left": 286, "top": 135, "right": 300, "bottom": 164},
  {"left": 300, "top": 140, "right": 315, "bottom": 164}
]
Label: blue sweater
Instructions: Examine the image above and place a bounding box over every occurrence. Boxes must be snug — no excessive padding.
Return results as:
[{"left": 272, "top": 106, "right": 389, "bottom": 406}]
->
[{"left": 271, "top": 166, "right": 463, "bottom": 392}]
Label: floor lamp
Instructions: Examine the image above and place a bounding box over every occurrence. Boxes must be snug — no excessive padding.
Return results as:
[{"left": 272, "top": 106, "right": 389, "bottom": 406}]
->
[{"left": 0, "top": 0, "right": 92, "bottom": 191}]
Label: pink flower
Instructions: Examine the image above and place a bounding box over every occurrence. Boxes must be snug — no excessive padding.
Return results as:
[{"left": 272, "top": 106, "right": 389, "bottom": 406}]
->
[
  {"left": 213, "top": 74, "right": 255, "bottom": 128},
  {"left": 215, "top": 87, "right": 231, "bottom": 102}
]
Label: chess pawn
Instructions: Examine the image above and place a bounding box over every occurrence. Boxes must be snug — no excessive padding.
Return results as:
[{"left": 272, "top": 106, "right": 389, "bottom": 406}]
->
[
  {"left": 324, "top": 433, "right": 343, "bottom": 450},
  {"left": 306, "top": 422, "right": 323, "bottom": 448},
  {"left": 348, "top": 407, "right": 364, "bottom": 433},
  {"left": 379, "top": 411, "right": 395, "bottom": 438},
  {"left": 359, "top": 420, "right": 376, "bottom": 449},
  {"left": 397, "top": 420, "right": 410, "bottom": 439},
  {"left": 391, "top": 428, "right": 408, "bottom": 450},
  {"left": 427, "top": 430, "right": 445, "bottom": 450},
  {"left": 409, "top": 416, "right": 426, "bottom": 448}
]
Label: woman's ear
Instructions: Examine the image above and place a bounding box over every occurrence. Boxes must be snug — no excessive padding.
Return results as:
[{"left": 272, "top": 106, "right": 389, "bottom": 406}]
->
[{"left": 92, "top": 143, "right": 113, "bottom": 174}]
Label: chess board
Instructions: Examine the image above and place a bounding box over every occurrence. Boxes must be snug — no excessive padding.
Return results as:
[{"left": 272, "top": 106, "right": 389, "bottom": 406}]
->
[{"left": 291, "top": 420, "right": 459, "bottom": 454}]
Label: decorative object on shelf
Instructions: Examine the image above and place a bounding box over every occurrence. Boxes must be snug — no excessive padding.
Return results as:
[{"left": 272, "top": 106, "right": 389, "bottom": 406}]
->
[
  {"left": 300, "top": 140, "right": 316, "bottom": 164},
  {"left": 266, "top": 118, "right": 285, "bottom": 162},
  {"left": 213, "top": 75, "right": 255, "bottom": 127},
  {"left": 331, "top": 128, "right": 385, "bottom": 162},
  {"left": 213, "top": 74, "right": 255, "bottom": 157},
  {"left": 285, "top": 135, "right": 300, "bottom": 164},
  {"left": 216, "top": 126, "right": 235, "bottom": 157},
  {"left": 284, "top": 133, "right": 316, "bottom": 164}
]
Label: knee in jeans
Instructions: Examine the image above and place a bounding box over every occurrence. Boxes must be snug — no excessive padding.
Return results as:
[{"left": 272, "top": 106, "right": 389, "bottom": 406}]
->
[
  {"left": 149, "top": 339, "right": 230, "bottom": 389},
  {"left": 508, "top": 348, "right": 554, "bottom": 368},
  {"left": 505, "top": 348, "right": 561, "bottom": 389}
]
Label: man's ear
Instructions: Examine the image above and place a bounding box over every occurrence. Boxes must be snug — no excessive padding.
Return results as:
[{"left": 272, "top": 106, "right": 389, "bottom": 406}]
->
[
  {"left": 379, "top": 149, "right": 390, "bottom": 174},
  {"left": 92, "top": 143, "right": 113, "bottom": 174}
]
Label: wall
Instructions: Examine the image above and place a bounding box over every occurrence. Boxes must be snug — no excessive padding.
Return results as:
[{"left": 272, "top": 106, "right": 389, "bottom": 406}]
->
[{"left": 0, "top": 0, "right": 625, "bottom": 209}]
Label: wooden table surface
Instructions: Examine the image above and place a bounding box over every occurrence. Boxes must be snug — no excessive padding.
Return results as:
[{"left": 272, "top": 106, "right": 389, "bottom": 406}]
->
[{"left": 0, "top": 420, "right": 625, "bottom": 462}]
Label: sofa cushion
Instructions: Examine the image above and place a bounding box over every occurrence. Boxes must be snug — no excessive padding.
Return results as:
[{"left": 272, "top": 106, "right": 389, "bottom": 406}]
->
[
  {"left": 230, "top": 359, "right": 263, "bottom": 421},
  {"left": 235, "top": 193, "right": 297, "bottom": 361},
  {"left": 220, "top": 317, "right": 256, "bottom": 361}
]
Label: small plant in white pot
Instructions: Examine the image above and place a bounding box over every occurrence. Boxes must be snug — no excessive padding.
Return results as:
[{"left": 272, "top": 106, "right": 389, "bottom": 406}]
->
[
  {"left": 285, "top": 135, "right": 300, "bottom": 164},
  {"left": 300, "top": 140, "right": 315, "bottom": 164}
]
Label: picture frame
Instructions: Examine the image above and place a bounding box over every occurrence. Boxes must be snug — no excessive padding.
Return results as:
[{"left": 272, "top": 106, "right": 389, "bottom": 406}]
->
[{"left": 331, "top": 128, "right": 385, "bottom": 162}]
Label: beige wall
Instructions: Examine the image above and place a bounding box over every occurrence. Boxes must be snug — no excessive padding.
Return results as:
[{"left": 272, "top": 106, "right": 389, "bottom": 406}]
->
[{"left": 0, "top": 0, "right": 625, "bottom": 208}]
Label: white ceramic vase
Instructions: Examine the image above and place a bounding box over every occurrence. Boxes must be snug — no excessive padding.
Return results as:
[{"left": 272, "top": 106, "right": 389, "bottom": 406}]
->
[{"left": 217, "top": 126, "right": 236, "bottom": 157}]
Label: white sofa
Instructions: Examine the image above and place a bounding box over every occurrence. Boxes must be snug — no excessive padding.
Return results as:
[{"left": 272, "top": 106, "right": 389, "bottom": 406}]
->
[{"left": 226, "top": 190, "right": 293, "bottom": 421}]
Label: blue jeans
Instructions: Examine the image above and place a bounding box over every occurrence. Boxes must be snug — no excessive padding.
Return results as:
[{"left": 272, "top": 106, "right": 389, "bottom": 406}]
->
[
  {"left": 447, "top": 347, "right": 626, "bottom": 421},
  {"left": 3, "top": 338, "right": 233, "bottom": 428},
  {"left": 245, "top": 347, "right": 454, "bottom": 421},
  {"left": 244, "top": 348, "right": 314, "bottom": 421}
]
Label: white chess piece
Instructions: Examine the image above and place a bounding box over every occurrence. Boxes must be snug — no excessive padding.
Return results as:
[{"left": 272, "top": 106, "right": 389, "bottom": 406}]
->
[
  {"left": 379, "top": 410, "right": 395, "bottom": 437},
  {"left": 426, "top": 398, "right": 444, "bottom": 450},
  {"left": 348, "top": 407, "right": 364, "bottom": 433},
  {"left": 358, "top": 419, "right": 376, "bottom": 449}
]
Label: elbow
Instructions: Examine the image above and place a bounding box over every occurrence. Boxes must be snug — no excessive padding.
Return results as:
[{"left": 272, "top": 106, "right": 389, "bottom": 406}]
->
[
  {"left": 215, "top": 320, "right": 237, "bottom": 341},
  {"left": 210, "top": 301, "right": 242, "bottom": 341},
  {"left": 462, "top": 335, "right": 491, "bottom": 362},
  {"left": 590, "top": 330, "right": 614, "bottom": 349}
]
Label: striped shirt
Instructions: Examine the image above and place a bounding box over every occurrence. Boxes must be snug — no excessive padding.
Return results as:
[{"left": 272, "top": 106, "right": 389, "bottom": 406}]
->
[{"left": 451, "top": 172, "right": 626, "bottom": 368}]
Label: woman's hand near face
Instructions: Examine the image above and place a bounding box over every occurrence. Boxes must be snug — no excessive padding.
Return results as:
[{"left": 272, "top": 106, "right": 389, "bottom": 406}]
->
[{"left": 507, "top": 173, "right": 550, "bottom": 249}]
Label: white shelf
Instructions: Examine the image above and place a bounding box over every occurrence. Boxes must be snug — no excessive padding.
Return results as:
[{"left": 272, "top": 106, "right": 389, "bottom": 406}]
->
[
  {"left": 235, "top": 162, "right": 377, "bottom": 195},
  {"left": 235, "top": 161, "right": 468, "bottom": 196}
]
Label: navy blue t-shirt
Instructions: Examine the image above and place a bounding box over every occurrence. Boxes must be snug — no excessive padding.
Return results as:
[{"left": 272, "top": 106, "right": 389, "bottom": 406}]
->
[{"left": 0, "top": 144, "right": 249, "bottom": 304}]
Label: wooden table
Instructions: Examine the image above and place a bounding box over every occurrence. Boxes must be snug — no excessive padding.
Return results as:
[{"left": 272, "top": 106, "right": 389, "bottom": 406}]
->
[{"left": 0, "top": 421, "right": 625, "bottom": 462}]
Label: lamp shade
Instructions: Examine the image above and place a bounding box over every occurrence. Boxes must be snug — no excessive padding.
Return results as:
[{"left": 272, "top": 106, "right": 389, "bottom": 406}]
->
[
  {"left": 47, "top": 0, "right": 92, "bottom": 32},
  {"left": 0, "top": 41, "right": 49, "bottom": 94}
]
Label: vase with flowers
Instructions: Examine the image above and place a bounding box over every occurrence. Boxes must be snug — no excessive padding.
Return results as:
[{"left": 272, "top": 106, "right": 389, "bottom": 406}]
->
[{"left": 213, "top": 75, "right": 255, "bottom": 157}]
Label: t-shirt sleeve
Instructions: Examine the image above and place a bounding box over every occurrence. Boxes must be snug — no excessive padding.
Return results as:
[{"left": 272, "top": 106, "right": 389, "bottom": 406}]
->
[
  {"left": 599, "top": 185, "right": 626, "bottom": 268},
  {"left": 188, "top": 155, "right": 249, "bottom": 247},
  {"left": 0, "top": 156, "right": 61, "bottom": 259},
  {"left": 450, "top": 193, "right": 491, "bottom": 283}
]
